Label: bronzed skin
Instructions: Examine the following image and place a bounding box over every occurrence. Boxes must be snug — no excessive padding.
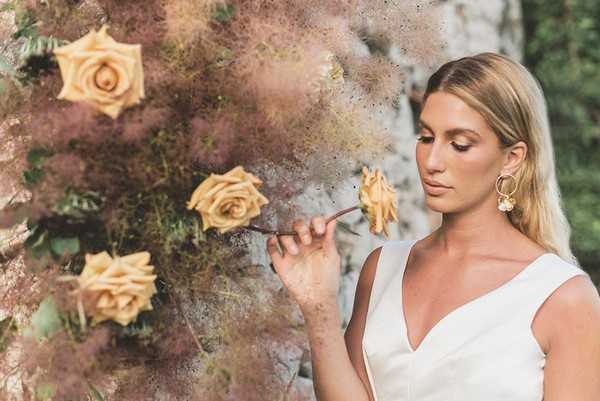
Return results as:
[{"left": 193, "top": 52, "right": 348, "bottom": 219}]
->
[{"left": 266, "top": 92, "right": 600, "bottom": 401}]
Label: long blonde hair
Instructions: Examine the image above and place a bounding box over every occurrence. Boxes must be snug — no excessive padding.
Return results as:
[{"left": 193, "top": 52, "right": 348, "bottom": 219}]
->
[{"left": 422, "top": 52, "right": 578, "bottom": 266}]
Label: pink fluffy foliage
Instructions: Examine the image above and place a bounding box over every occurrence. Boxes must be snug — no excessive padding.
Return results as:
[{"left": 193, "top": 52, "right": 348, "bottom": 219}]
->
[
  {"left": 20, "top": 326, "right": 113, "bottom": 401},
  {"left": 25, "top": 101, "right": 103, "bottom": 147},
  {"left": 229, "top": 16, "right": 335, "bottom": 126},
  {"left": 44, "top": 153, "right": 86, "bottom": 187},
  {"left": 189, "top": 116, "right": 237, "bottom": 170},
  {"left": 121, "top": 107, "right": 171, "bottom": 143}
]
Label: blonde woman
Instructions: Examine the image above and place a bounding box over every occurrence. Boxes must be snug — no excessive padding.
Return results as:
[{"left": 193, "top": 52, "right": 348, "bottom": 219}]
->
[{"left": 266, "top": 53, "right": 600, "bottom": 401}]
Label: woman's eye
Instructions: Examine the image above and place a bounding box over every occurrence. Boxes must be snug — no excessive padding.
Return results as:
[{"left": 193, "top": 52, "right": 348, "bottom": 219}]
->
[
  {"left": 416, "top": 135, "right": 434, "bottom": 143},
  {"left": 417, "top": 135, "right": 471, "bottom": 152},
  {"left": 452, "top": 142, "right": 471, "bottom": 152}
]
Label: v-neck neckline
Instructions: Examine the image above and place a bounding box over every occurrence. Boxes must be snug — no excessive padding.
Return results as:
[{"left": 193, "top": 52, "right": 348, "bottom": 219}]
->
[{"left": 399, "top": 239, "right": 553, "bottom": 354}]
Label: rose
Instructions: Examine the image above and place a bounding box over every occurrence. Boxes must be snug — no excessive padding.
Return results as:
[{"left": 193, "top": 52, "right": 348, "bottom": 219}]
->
[
  {"left": 75, "top": 251, "right": 157, "bottom": 327},
  {"left": 358, "top": 166, "right": 399, "bottom": 239},
  {"left": 53, "top": 24, "right": 145, "bottom": 119},
  {"left": 187, "top": 166, "right": 270, "bottom": 234}
]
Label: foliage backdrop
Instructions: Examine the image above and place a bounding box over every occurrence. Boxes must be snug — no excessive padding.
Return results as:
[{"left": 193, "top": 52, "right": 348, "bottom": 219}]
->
[{"left": 523, "top": 0, "right": 600, "bottom": 284}]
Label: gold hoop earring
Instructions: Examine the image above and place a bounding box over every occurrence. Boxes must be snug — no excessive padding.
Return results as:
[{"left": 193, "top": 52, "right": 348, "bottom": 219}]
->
[{"left": 496, "top": 173, "right": 517, "bottom": 212}]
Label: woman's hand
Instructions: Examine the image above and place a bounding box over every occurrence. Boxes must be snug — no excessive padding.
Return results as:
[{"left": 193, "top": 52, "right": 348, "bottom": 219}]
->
[{"left": 266, "top": 216, "right": 341, "bottom": 311}]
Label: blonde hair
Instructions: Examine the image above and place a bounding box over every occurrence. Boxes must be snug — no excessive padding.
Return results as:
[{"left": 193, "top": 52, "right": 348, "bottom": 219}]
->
[{"left": 422, "top": 52, "right": 578, "bottom": 266}]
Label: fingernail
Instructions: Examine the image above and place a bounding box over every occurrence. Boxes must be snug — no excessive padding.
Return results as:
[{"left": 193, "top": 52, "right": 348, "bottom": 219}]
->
[{"left": 290, "top": 245, "right": 299, "bottom": 255}]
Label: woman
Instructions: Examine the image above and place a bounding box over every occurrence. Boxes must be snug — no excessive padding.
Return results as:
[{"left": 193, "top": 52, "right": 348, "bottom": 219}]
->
[{"left": 266, "top": 53, "right": 600, "bottom": 401}]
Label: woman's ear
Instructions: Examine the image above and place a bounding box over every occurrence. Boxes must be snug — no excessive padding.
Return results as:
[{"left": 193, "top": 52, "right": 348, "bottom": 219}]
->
[{"left": 502, "top": 140, "right": 528, "bottom": 175}]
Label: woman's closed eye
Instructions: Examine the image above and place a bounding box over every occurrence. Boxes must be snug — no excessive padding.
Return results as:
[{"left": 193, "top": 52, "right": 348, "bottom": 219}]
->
[{"left": 416, "top": 135, "right": 471, "bottom": 152}]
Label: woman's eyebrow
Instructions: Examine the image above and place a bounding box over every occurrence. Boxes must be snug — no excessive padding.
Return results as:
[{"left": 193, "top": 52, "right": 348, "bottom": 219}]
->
[{"left": 418, "top": 119, "right": 482, "bottom": 139}]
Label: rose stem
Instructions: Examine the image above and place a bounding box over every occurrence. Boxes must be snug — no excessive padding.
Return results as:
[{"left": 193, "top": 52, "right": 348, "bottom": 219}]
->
[{"left": 244, "top": 205, "right": 361, "bottom": 236}]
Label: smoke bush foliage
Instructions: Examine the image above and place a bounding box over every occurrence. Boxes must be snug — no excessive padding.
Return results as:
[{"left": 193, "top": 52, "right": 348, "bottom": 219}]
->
[{"left": 0, "top": 0, "right": 442, "bottom": 399}]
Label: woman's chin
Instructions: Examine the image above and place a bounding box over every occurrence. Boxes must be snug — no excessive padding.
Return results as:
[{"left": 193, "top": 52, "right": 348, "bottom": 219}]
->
[{"left": 424, "top": 196, "right": 455, "bottom": 213}]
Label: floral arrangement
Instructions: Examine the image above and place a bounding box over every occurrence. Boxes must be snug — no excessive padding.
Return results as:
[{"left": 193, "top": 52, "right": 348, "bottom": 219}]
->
[{"left": 0, "top": 0, "right": 438, "bottom": 400}]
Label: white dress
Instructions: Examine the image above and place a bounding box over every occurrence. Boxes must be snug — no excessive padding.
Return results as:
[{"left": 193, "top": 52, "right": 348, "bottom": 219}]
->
[{"left": 360, "top": 238, "right": 590, "bottom": 401}]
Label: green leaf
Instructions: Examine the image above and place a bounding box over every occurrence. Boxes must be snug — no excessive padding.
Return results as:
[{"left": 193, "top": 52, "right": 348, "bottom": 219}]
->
[
  {"left": 213, "top": 4, "right": 235, "bottom": 23},
  {"left": 13, "top": 11, "right": 38, "bottom": 40},
  {"left": 24, "top": 227, "right": 51, "bottom": 259},
  {"left": 24, "top": 296, "right": 62, "bottom": 341},
  {"left": 0, "top": 1, "right": 15, "bottom": 13},
  {"left": 26, "top": 148, "right": 52, "bottom": 168},
  {"left": 0, "top": 316, "right": 17, "bottom": 352},
  {"left": 88, "top": 383, "right": 105, "bottom": 401},
  {"left": 53, "top": 189, "right": 104, "bottom": 220},
  {"left": 35, "top": 382, "right": 56, "bottom": 400},
  {"left": 23, "top": 168, "right": 43, "bottom": 185},
  {"left": 50, "top": 236, "right": 80, "bottom": 257}
]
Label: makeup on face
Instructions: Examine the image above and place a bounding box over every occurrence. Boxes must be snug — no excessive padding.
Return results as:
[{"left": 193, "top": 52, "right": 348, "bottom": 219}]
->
[
  {"left": 416, "top": 119, "right": 481, "bottom": 153},
  {"left": 423, "top": 181, "right": 451, "bottom": 195}
]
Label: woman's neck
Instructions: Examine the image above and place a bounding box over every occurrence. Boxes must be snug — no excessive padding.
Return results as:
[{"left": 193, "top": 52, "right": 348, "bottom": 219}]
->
[{"left": 435, "top": 195, "right": 519, "bottom": 258}]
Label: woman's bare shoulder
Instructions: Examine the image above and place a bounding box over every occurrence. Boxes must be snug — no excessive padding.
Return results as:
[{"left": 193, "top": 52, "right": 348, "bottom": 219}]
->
[{"left": 536, "top": 259, "right": 599, "bottom": 351}]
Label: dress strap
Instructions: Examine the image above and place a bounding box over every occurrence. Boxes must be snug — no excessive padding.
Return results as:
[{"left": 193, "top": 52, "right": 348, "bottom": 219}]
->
[
  {"left": 519, "top": 254, "right": 591, "bottom": 330},
  {"left": 366, "top": 239, "right": 413, "bottom": 316}
]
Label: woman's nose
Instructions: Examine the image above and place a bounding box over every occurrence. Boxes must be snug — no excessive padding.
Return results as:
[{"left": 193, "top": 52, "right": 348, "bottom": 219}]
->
[{"left": 424, "top": 142, "right": 446, "bottom": 173}]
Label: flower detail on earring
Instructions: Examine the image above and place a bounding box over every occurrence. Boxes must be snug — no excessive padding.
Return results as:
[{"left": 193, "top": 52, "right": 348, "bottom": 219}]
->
[{"left": 496, "top": 173, "right": 518, "bottom": 212}]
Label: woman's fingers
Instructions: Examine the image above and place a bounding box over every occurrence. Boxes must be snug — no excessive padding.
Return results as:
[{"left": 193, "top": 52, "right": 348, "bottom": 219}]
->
[
  {"left": 292, "top": 219, "right": 312, "bottom": 245},
  {"left": 310, "top": 216, "right": 326, "bottom": 236},
  {"left": 267, "top": 216, "right": 332, "bottom": 268},
  {"left": 266, "top": 236, "right": 284, "bottom": 271},
  {"left": 278, "top": 233, "right": 300, "bottom": 255},
  {"left": 324, "top": 218, "right": 337, "bottom": 242}
]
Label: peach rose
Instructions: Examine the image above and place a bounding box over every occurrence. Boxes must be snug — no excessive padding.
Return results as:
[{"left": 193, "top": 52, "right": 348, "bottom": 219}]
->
[
  {"left": 187, "top": 166, "right": 270, "bottom": 234},
  {"left": 358, "top": 166, "right": 399, "bottom": 239},
  {"left": 53, "top": 24, "right": 145, "bottom": 119},
  {"left": 75, "top": 251, "right": 157, "bottom": 327}
]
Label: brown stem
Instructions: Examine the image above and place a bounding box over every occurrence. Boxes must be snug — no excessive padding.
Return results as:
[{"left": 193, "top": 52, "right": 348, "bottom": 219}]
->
[
  {"left": 162, "top": 273, "right": 207, "bottom": 357},
  {"left": 244, "top": 205, "right": 361, "bottom": 236}
]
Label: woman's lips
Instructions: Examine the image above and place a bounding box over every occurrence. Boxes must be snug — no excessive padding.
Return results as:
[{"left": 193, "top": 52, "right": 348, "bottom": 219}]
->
[{"left": 423, "top": 181, "right": 451, "bottom": 195}]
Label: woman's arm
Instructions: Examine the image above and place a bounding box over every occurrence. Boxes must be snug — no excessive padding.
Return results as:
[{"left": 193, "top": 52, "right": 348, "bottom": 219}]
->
[
  {"left": 302, "top": 298, "right": 371, "bottom": 401},
  {"left": 542, "top": 275, "right": 600, "bottom": 400},
  {"left": 266, "top": 217, "right": 373, "bottom": 401},
  {"left": 342, "top": 246, "right": 382, "bottom": 401},
  {"left": 304, "top": 246, "right": 382, "bottom": 401}
]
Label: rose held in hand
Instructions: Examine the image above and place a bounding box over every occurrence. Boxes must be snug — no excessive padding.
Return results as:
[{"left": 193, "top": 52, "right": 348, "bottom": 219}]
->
[
  {"left": 266, "top": 216, "right": 341, "bottom": 310},
  {"left": 359, "top": 166, "right": 399, "bottom": 239}
]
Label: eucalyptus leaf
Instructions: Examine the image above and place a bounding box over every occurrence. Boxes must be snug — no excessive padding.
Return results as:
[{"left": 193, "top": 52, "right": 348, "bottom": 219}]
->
[
  {"left": 24, "top": 296, "right": 62, "bottom": 341},
  {"left": 50, "top": 236, "right": 80, "bottom": 257}
]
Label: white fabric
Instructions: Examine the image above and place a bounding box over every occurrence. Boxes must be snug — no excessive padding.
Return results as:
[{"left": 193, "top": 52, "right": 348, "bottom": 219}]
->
[{"left": 361, "top": 238, "right": 590, "bottom": 401}]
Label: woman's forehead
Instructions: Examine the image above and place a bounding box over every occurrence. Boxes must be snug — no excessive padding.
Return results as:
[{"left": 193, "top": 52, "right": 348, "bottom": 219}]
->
[{"left": 420, "top": 92, "right": 491, "bottom": 137}]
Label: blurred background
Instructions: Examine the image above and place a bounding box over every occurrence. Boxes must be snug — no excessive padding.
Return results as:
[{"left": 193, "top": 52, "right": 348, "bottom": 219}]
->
[
  {"left": 521, "top": 0, "right": 599, "bottom": 282},
  {"left": 0, "top": 1, "right": 598, "bottom": 400}
]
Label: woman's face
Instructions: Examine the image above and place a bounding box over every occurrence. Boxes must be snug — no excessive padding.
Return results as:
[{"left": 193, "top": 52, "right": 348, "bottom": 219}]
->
[{"left": 415, "top": 91, "right": 521, "bottom": 214}]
